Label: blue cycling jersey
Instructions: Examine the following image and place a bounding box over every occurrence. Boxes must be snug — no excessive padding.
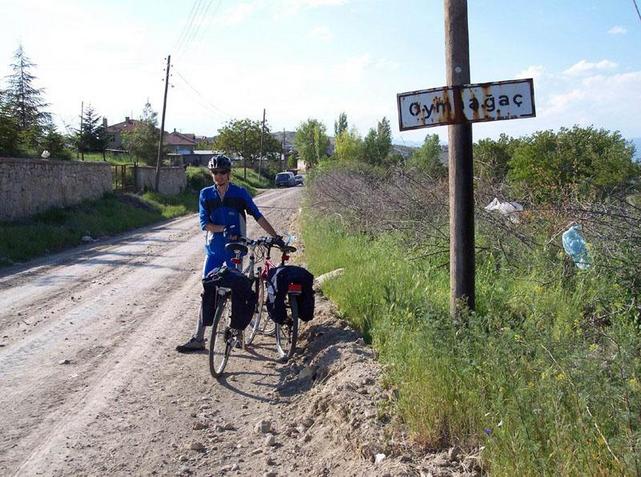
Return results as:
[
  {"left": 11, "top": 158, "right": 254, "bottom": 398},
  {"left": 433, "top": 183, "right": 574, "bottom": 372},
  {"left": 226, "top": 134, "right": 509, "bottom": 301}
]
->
[{"left": 199, "top": 182, "right": 263, "bottom": 276}]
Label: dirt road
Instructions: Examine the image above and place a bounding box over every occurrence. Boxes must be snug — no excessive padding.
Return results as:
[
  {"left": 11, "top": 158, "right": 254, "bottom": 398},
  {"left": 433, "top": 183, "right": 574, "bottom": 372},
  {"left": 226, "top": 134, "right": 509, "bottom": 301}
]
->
[{"left": 0, "top": 187, "right": 467, "bottom": 477}]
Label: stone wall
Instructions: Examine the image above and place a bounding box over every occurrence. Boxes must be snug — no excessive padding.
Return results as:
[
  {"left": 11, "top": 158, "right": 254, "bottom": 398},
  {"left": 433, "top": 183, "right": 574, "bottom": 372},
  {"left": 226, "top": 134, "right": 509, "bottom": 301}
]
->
[
  {"left": 134, "top": 166, "right": 186, "bottom": 195},
  {"left": 0, "top": 157, "right": 112, "bottom": 221}
]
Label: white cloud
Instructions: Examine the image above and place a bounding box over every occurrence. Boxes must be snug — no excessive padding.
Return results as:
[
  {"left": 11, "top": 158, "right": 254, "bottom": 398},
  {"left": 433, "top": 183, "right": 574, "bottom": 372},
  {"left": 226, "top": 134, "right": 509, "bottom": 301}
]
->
[
  {"left": 215, "top": 2, "right": 260, "bottom": 25},
  {"left": 563, "top": 59, "right": 618, "bottom": 76},
  {"left": 536, "top": 70, "right": 641, "bottom": 137},
  {"left": 309, "top": 26, "right": 334, "bottom": 42},
  {"left": 286, "top": 0, "right": 347, "bottom": 6},
  {"left": 517, "top": 65, "right": 545, "bottom": 80},
  {"left": 275, "top": 0, "right": 348, "bottom": 17},
  {"left": 608, "top": 25, "right": 627, "bottom": 35},
  {"left": 374, "top": 58, "right": 399, "bottom": 71},
  {"left": 330, "top": 54, "right": 372, "bottom": 82}
]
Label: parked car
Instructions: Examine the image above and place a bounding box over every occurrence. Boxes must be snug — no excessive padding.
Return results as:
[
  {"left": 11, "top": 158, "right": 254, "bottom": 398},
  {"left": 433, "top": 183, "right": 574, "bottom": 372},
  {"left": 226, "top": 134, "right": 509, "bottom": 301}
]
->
[
  {"left": 275, "top": 171, "right": 296, "bottom": 187},
  {"left": 294, "top": 174, "right": 304, "bottom": 186}
]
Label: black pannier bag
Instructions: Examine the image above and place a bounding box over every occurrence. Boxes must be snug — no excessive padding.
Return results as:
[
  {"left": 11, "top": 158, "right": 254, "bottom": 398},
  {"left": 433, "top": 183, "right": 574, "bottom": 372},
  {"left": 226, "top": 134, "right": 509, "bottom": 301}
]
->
[
  {"left": 266, "top": 265, "right": 315, "bottom": 324},
  {"left": 201, "top": 267, "right": 257, "bottom": 329}
]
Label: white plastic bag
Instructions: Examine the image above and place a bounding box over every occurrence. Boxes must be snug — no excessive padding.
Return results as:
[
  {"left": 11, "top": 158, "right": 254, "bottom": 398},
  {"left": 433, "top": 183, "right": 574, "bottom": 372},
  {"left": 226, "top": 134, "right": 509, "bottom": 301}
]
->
[{"left": 484, "top": 197, "right": 524, "bottom": 223}]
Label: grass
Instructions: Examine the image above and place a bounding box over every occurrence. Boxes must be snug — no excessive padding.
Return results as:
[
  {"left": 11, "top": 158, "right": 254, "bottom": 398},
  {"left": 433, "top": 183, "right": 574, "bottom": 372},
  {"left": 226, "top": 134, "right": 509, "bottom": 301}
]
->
[
  {"left": 79, "top": 151, "right": 136, "bottom": 165},
  {"left": 0, "top": 166, "right": 272, "bottom": 267},
  {"left": 0, "top": 192, "right": 197, "bottom": 267},
  {"left": 302, "top": 213, "right": 641, "bottom": 476}
]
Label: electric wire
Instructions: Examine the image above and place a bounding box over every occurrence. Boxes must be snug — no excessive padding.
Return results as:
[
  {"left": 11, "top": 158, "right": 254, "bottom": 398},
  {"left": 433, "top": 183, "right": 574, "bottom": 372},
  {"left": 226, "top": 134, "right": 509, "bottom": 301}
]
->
[
  {"left": 633, "top": 0, "right": 641, "bottom": 23},
  {"left": 177, "top": 0, "right": 222, "bottom": 58},
  {"left": 173, "top": 0, "right": 204, "bottom": 56},
  {"left": 176, "top": 0, "right": 209, "bottom": 56},
  {"left": 173, "top": 67, "right": 233, "bottom": 120}
]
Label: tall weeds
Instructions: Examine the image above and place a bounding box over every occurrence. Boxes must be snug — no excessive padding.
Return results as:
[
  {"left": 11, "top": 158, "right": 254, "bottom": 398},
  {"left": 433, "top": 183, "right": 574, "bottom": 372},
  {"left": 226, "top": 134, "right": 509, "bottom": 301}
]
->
[{"left": 303, "top": 162, "right": 641, "bottom": 476}]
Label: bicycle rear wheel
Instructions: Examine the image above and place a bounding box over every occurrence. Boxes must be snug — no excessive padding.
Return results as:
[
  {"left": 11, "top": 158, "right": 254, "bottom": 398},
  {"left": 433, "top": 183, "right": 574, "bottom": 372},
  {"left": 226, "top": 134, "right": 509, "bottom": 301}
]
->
[
  {"left": 209, "top": 295, "right": 232, "bottom": 378},
  {"left": 275, "top": 296, "right": 299, "bottom": 361},
  {"left": 244, "top": 278, "right": 265, "bottom": 346}
]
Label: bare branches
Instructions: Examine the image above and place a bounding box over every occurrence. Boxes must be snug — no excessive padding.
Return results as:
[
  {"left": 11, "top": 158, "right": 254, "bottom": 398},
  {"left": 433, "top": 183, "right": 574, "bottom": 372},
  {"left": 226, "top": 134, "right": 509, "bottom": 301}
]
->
[{"left": 309, "top": 165, "right": 641, "bottom": 298}]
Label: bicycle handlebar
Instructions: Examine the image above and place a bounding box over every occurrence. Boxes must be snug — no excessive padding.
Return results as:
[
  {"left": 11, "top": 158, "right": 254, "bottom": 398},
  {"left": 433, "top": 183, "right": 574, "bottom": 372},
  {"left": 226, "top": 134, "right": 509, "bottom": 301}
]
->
[{"left": 224, "top": 235, "right": 297, "bottom": 254}]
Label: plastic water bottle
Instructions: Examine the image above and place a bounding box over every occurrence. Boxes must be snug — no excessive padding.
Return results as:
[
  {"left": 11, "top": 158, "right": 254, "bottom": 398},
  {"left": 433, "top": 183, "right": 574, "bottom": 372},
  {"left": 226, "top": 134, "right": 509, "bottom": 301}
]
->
[{"left": 562, "top": 224, "right": 591, "bottom": 270}]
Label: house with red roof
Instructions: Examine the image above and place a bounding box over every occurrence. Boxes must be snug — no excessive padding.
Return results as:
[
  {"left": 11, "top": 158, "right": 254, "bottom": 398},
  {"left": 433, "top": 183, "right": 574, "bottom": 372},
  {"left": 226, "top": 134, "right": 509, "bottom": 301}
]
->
[
  {"left": 165, "top": 130, "right": 197, "bottom": 155},
  {"left": 105, "top": 117, "right": 198, "bottom": 156}
]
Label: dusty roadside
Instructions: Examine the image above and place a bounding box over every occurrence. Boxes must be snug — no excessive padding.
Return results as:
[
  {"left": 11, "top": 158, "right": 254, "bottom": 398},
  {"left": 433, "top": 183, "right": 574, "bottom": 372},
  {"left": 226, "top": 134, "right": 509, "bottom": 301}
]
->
[{"left": 0, "top": 186, "right": 474, "bottom": 476}]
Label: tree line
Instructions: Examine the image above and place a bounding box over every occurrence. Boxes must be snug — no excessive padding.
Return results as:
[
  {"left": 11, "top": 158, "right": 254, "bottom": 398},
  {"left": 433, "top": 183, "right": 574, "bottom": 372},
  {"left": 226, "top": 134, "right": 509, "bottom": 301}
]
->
[
  {"left": 309, "top": 111, "right": 640, "bottom": 205},
  {"left": 0, "top": 45, "right": 111, "bottom": 160}
]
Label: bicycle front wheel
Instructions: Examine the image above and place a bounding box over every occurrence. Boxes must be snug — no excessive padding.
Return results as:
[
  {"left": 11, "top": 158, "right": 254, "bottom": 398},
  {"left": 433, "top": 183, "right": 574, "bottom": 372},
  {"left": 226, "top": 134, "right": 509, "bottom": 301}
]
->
[
  {"left": 275, "top": 296, "right": 299, "bottom": 361},
  {"left": 209, "top": 295, "right": 232, "bottom": 378},
  {"left": 244, "top": 278, "right": 265, "bottom": 346}
]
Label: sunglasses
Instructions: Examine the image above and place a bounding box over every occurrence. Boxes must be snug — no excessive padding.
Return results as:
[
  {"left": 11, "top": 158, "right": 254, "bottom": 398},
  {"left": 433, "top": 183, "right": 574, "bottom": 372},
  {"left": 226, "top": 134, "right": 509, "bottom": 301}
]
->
[{"left": 211, "top": 170, "right": 230, "bottom": 176}]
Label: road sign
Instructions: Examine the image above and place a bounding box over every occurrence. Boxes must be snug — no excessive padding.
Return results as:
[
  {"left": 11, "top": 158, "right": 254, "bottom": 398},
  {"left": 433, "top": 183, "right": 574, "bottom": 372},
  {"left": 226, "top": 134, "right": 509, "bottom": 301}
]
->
[{"left": 397, "top": 78, "right": 535, "bottom": 131}]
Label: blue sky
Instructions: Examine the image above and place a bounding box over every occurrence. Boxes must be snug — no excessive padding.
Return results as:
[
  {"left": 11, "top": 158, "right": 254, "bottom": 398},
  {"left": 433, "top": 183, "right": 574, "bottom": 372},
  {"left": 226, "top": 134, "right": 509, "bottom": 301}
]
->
[{"left": 1, "top": 0, "right": 640, "bottom": 146}]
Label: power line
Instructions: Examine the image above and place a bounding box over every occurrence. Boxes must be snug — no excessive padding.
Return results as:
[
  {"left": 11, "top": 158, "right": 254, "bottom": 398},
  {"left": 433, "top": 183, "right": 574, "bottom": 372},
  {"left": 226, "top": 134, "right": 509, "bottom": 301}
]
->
[
  {"left": 173, "top": 67, "right": 233, "bottom": 119},
  {"left": 177, "top": 0, "right": 208, "bottom": 55},
  {"left": 178, "top": 0, "right": 222, "bottom": 57},
  {"left": 633, "top": 0, "right": 641, "bottom": 22},
  {"left": 173, "top": 0, "right": 204, "bottom": 55}
]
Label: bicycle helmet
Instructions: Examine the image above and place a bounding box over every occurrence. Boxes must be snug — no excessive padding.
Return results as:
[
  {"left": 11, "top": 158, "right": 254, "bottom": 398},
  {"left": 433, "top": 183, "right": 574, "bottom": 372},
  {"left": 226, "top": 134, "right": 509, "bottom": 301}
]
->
[{"left": 208, "top": 155, "right": 232, "bottom": 171}]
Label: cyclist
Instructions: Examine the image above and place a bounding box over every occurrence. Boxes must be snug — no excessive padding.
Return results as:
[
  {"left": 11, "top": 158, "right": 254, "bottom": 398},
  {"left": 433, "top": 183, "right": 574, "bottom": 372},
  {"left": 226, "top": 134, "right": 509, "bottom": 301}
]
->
[{"left": 176, "top": 154, "right": 280, "bottom": 353}]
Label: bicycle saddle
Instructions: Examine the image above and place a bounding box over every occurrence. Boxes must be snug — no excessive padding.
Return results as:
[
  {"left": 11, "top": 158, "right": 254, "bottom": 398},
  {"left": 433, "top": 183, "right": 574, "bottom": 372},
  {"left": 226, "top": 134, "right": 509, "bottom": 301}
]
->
[{"left": 225, "top": 241, "right": 248, "bottom": 255}]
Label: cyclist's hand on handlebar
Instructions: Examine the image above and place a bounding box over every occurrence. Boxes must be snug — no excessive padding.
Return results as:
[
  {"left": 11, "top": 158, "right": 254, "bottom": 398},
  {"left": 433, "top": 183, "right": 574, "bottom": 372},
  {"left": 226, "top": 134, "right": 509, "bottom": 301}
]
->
[{"left": 271, "top": 235, "right": 285, "bottom": 247}]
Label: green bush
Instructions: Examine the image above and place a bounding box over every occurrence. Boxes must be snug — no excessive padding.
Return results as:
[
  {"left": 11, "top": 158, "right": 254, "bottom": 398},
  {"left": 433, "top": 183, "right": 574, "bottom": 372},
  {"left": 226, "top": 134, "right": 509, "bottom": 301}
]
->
[{"left": 508, "top": 127, "right": 639, "bottom": 202}]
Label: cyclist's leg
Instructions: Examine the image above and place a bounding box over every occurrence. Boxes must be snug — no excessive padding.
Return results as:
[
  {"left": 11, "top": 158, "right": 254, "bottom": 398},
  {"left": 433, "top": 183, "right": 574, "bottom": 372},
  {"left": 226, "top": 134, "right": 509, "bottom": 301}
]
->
[
  {"left": 176, "top": 253, "right": 220, "bottom": 353},
  {"left": 194, "top": 254, "right": 217, "bottom": 340}
]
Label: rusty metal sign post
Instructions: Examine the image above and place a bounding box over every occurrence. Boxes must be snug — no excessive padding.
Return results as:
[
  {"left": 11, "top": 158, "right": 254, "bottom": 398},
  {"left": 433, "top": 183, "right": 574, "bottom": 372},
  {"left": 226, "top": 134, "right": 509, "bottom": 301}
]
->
[
  {"left": 397, "top": 1, "right": 536, "bottom": 319},
  {"left": 397, "top": 78, "right": 535, "bottom": 131}
]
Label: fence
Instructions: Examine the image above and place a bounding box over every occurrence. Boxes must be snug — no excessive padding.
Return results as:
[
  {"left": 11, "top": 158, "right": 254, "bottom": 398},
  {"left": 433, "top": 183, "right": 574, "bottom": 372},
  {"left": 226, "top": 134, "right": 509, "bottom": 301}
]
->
[{"left": 111, "top": 165, "right": 136, "bottom": 192}]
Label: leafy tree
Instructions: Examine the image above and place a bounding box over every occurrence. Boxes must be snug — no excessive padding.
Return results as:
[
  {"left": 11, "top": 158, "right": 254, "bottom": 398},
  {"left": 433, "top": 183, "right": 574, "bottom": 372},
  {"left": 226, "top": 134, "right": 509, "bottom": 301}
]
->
[
  {"left": 362, "top": 117, "right": 392, "bottom": 166},
  {"left": 196, "top": 137, "right": 215, "bottom": 150},
  {"left": 294, "top": 119, "right": 329, "bottom": 169},
  {"left": 508, "top": 126, "right": 639, "bottom": 202},
  {"left": 122, "top": 101, "right": 160, "bottom": 166},
  {"left": 334, "top": 112, "right": 348, "bottom": 137},
  {"left": 407, "top": 133, "right": 446, "bottom": 177},
  {"left": 214, "top": 118, "right": 281, "bottom": 163},
  {"left": 3, "top": 45, "right": 51, "bottom": 133},
  {"left": 473, "top": 134, "right": 519, "bottom": 183},
  {"left": 335, "top": 127, "right": 364, "bottom": 162}
]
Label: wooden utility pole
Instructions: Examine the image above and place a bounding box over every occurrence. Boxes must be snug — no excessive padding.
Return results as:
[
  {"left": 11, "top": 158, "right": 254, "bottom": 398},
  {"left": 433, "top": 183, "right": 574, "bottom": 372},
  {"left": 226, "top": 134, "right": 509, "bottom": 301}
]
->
[
  {"left": 155, "top": 55, "right": 171, "bottom": 192},
  {"left": 281, "top": 128, "right": 286, "bottom": 170},
  {"left": 259, "top": 108, "right": 266, "bottom": 177},
  {"left": 242, "top": 126, "right": 247, "bottom": 180},
  {"left": 444, "top": 0, "right": 475, "bottom": 316},
  {"left": 79, "top": 101, "right": 84, "bottom": 160}
]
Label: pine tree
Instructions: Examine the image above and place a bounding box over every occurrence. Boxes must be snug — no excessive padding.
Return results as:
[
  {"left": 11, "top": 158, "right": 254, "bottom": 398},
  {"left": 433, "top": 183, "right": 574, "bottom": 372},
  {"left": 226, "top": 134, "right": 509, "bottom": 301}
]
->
[
  {"left": 78, "top": 104, "right": 107, "bottom": 153},
  {"left": 4, "top": 45, "right": 51, "bottom": 132},
  {"left": 0, "top": 101, "right": 20, "bottom": 156}
]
